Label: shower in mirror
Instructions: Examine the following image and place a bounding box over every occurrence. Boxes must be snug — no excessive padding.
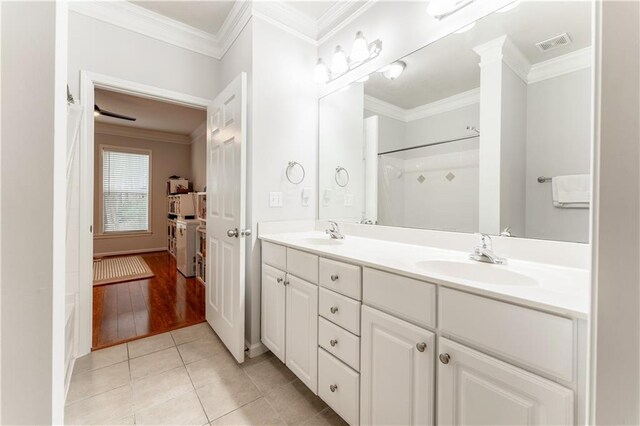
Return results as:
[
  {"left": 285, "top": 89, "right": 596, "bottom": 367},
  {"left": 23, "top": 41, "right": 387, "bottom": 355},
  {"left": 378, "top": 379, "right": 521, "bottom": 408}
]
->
[{"left": 318, "top": 0, "right": 592, "bottom": 243}]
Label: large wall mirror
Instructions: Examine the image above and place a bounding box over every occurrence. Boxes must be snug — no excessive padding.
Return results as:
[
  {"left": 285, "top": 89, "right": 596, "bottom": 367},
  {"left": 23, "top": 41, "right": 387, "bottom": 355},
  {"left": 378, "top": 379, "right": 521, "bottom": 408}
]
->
[{"left": 318, "top": 1, "right": 592, "bottom": 243}]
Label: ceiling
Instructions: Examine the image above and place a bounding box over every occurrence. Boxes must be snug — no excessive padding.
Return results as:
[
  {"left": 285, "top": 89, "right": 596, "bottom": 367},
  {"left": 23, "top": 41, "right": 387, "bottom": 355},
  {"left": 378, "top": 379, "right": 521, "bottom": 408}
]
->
[
  {"left": 95, "top": 88, "right": 206, "bottom": 136},
  {"left": 365, "top": 1, "right": 592, "bottom": 109},
  {"left": 129, "top": 1, "right": 339, "bottom": 36}
]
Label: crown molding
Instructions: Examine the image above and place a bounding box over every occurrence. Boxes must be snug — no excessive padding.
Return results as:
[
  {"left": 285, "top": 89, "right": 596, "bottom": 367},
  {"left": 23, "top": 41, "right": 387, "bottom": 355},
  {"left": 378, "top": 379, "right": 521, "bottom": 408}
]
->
[
  {"left": 68, "top": 0, "right": 221, "bottom": 58},
  {"left": 473, "top": 35, "right": 531, "bottom": 83},
  {"left": 95, "top": 122, "right": 192, "bottom": 145},
  {"left": 252, "top": 1, "right": 318, "bottom": 41},
  {"left": 317, "top": 0, "right": 378, "bottom": 44},
  {"left": 528, "top": 46, "right": 592, "bottom": 84},
  {"left": 365, "top": 88, "right": 480, "bottom": 123},
  {"left": 217, "top": 1, "right": 254, "bottom": 56}
]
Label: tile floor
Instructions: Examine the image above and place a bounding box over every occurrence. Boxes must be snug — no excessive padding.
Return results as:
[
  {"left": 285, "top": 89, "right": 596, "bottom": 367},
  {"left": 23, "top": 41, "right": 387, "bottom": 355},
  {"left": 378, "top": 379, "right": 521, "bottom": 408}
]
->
[{"left": 65, "top": 323, "right": 347, "bottom": 425}]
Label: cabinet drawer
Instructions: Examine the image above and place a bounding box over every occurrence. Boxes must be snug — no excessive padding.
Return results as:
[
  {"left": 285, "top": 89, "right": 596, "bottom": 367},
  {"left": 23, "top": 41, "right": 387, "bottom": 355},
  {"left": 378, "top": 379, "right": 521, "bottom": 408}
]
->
[
  {"left": 319, "top": 317, "right": 360, "bottom": 371},
  {"left": 439, "top": 288, "right": 575, "bottom": 381},
  {"left": 319, "top": 288, "right": 361, "bottom": 335},
  {"left": 318, "top": 348, "right": 360, "bottom": 426},
  {"left": 319, "top": 258, "right": 362, "bottom": 300},
  {"left": 262, "top": 241, "right": 286, "bottom": 271},
  {"left": 363, "top": 268, "right": 436, "bottom": 329},
  {"left": 287, "top": 248, "right": 318, "bottom": 284}
]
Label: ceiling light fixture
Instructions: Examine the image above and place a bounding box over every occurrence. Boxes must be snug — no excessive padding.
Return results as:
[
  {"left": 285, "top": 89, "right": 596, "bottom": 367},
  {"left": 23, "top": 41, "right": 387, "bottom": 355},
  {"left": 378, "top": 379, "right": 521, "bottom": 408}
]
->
[
  {"left": 496, "top": 0, "right": 521, "bottom": 13},
  {"left": 427, "top": 0, "right": 474, "bottom": 20},
  {"left": 382, "top": 61, "right": 406, "bottom": 80},
  {"left": 314, "top": 31, "right": 383, "bottom": 84}
]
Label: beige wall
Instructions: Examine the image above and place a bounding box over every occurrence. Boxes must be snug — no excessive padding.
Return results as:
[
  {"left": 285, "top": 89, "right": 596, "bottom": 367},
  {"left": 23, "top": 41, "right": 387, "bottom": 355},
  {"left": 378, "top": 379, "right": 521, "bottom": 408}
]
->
[
  {"left": 93, "top": 132, "right": 191, "bottom": 255},
  {"left": 190, "top": 128, "right": 207, "bottom": 192}
]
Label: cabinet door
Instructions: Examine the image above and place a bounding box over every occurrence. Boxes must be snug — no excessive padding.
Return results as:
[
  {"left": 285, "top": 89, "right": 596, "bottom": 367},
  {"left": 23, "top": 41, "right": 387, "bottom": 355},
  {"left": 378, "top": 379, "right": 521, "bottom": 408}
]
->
[
  {"left": 261, "top": 264, "right": 286, "bottom": 362},
  {"left": 361, "top": 306, "right": 435, "bottom": 425},
  {"left": 285, "top": 275, "right": 318, "bottom": 393},
  {"left": 437, "top": 338, "right": 574, "bottom": 426}
]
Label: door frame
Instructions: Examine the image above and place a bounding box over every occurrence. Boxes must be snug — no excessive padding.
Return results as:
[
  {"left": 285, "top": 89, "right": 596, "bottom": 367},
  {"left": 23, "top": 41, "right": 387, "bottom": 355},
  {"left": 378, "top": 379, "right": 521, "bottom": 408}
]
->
[{"left": 77, "top": 71, "right": 211, "bottom": 355}]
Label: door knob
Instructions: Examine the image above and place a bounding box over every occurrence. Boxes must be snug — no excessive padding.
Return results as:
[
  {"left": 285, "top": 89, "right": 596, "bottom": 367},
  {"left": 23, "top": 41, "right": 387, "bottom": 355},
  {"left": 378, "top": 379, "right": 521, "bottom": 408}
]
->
[
  {"left": 416, "top": 342, "right": 427, "bottom": 352},
  {"left": 330, "top": 274, "right": 339, "bottom": 281},
  {"left": 330, "top": 306, "right": 339, "bottom": 314},
  {"left": 227, "top": 228, "right": 239, "bottom": 238},
  {"left": 284, "top": 280, "right": 290, "bottom": 286},
  {"left": 329, "top": 384, "right": 338, "bottom": 392},
  {"left": 439, "top": 353, "right": 451, "bottom": 364},
  {"left": 330, "top": 339, "right": 338, "bottom": 347}
]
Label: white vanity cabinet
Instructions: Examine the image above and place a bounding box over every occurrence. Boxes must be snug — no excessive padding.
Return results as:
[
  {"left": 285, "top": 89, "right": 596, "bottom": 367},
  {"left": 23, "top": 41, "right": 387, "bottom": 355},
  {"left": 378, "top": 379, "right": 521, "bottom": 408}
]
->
[
  {"left": 437, "top": 338, "right": 574, "bottom": 425},
  {"left": 261, "top": 242, "right": 319, "bottom": 393},
  {"left": 360, "top": 305, "right": 435, "bottom": 426}
]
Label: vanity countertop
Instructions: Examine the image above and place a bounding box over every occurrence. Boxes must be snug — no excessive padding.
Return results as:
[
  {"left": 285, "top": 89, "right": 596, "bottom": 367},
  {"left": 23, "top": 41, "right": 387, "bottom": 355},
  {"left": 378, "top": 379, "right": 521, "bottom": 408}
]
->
[{"left": 260, "top": 231, "right": 590, "bottom": 319}]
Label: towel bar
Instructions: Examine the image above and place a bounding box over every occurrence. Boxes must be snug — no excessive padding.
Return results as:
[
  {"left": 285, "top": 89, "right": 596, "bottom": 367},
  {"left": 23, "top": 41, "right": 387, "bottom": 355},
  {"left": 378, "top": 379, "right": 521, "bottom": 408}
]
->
[{"left": 537, "top": 176, "right": 552, "bottom": 183}]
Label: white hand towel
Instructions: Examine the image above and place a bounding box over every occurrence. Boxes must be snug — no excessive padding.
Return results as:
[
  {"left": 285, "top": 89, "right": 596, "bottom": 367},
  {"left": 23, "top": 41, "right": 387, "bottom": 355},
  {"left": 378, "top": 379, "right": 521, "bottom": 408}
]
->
[{"left": 552, "top": 174, "right": 590, "bottom": 208}]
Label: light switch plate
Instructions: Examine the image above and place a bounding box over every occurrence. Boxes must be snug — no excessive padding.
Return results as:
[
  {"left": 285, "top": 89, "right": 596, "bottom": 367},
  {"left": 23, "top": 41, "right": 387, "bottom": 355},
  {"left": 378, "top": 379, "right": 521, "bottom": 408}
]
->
[
  {"left": 269, "top": 192, "right": 283, "bottom": 207},
  {"left": 323, "top": 189, "right": 332, "bottom": 207},
  {"left": 302, "top": 187, "right": 312, "bottom": 207}
]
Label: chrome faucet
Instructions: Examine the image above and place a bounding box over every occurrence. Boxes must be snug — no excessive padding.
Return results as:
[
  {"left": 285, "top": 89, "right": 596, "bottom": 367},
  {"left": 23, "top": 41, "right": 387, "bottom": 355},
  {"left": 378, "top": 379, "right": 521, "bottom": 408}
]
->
[
  {"left": 326, "top": 221, "right": 345, "bottom": 240},
  {"left": 469, "top": 233, "right": 507, "bottom": 265}
]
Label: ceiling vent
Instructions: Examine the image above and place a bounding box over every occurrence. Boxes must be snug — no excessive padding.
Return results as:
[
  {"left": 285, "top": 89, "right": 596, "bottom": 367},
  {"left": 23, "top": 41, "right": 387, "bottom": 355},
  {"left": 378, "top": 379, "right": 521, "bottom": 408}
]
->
[{"left": 535, "top": 33, "right": 572, "bottom": 52}]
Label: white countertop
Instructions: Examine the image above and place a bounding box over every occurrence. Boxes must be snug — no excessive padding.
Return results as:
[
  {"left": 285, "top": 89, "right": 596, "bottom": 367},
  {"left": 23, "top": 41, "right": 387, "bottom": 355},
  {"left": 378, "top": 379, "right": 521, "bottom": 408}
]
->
[{"left": 260, "top": 231, "right": 590, "bottom": 319}]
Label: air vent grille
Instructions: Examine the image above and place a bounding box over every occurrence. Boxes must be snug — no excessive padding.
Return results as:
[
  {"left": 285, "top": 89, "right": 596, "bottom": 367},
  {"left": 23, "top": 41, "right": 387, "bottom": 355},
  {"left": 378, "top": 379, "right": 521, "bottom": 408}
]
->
[{"left": 536, "top": 33, "right": 572, "bottom": 52}]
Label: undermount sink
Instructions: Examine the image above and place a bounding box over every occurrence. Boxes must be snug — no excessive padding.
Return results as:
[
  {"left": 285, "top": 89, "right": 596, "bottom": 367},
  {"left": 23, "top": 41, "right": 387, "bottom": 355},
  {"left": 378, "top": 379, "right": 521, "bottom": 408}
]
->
[
  {"left": 303, "top": 237, "right": 344, "bottom": 246},
  {"left": 415, "top": 260, "right": 538, "bottom": 287}
]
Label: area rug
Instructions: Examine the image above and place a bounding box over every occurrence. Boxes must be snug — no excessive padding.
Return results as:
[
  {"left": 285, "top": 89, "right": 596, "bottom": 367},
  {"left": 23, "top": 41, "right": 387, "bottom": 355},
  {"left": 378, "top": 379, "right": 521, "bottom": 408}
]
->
[{"left": 93, "top": 255, "right": 154, "bottom": 286}]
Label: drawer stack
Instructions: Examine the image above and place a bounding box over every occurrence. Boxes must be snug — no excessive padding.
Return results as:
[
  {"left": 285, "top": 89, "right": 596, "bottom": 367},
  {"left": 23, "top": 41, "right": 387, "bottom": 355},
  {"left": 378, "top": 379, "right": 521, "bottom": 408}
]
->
[{"left": 317, "top": 258, "right": 362, "bottom": 426}]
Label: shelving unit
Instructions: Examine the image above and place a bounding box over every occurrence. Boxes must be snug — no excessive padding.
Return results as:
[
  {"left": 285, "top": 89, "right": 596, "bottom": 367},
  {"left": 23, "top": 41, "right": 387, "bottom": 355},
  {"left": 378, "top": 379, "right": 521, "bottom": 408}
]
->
[
  {"left": 195, "top": 192, "right": 206, "bottom": 285},
  {"left": 167, "top": 218, "right": 177, "bottom": 257},
  {"left": 168, "top": 193, "right": 196, "bottom": 218}
]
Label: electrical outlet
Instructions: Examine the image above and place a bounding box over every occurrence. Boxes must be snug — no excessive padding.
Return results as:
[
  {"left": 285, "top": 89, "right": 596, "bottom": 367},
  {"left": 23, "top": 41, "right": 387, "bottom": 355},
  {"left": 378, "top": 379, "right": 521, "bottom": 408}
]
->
[
  {"left": 269, "top": 192, "right": 283, "bottom": 207},
  {"left": 302, "top": 187, "right": 312, "bottom": 207}
]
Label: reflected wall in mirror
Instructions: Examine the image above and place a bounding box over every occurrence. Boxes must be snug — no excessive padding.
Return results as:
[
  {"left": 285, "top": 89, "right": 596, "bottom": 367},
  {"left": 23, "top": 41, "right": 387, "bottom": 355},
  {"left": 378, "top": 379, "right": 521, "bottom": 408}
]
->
[{"left": 318, "top": 1, "right": 592, "bottom": 243}]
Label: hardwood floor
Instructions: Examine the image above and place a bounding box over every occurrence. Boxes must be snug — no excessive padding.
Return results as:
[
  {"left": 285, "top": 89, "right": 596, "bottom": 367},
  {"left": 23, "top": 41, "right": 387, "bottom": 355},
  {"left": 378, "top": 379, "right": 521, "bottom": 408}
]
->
[{"left": 92, "top": 251, "right": 205, "bottom": 350}]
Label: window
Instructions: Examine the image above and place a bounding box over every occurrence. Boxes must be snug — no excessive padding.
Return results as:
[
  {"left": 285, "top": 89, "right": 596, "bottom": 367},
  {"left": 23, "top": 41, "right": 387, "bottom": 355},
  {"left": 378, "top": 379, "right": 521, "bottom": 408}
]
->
[{"left": 101, "top": 146, "right": 151, "bottom": 234}]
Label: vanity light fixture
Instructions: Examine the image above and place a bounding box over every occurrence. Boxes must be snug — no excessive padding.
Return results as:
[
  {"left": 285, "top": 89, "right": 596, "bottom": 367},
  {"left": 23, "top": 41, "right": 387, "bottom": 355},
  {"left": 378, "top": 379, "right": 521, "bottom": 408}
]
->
[
  {"left": 314, "top": 31, "right": 383, "bottom": 84},
  {"left": 427, "top": 0, "right": 474, "bottom": 20}
]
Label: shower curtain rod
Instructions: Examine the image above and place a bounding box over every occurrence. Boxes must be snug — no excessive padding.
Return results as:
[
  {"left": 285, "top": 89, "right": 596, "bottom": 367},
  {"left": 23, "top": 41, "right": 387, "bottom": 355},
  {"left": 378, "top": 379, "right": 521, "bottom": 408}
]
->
[{"left": 377, "top": 134, "right": 479, "bottom": 156}]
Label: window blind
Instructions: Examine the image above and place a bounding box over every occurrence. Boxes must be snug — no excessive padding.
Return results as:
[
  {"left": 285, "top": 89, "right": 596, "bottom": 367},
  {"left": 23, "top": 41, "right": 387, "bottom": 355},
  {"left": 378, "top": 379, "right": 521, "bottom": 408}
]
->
[{"left": 102, "top": 148, "right": 150, "bottom": 233}]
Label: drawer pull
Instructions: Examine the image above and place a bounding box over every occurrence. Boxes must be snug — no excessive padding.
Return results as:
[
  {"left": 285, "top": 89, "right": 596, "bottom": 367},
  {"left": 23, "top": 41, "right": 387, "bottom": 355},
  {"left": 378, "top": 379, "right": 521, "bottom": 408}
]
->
[
  {"left": 439, "top": 353, "right": 451, "bottom": 364},
  {"left": 416, "top": 342, "right": 427, "bottom": 352},
  {"left": 329, "top": 384, "right": 338, "bottom": 392},
  {"left": 330, "top": 274, "right": 339, "bottom": 281},
  {"left": 330, "top": 306, "right": 339, "bottom": 314},
  {"left": 330, "top": 339, "right": 338, "bottom": 347},
  {"left": 276, "top": 277, "right": 284, "bottom": 284}
]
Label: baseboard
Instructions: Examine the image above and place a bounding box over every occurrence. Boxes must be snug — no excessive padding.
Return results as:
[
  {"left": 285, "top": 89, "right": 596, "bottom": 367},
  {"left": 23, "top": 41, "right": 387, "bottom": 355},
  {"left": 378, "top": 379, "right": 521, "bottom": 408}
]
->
[
  {"left": 245, "top": 339, "right": 269, "bottom": 358},
  {"left": 93, "top": 247, "right": 167, "bottom": 258}
]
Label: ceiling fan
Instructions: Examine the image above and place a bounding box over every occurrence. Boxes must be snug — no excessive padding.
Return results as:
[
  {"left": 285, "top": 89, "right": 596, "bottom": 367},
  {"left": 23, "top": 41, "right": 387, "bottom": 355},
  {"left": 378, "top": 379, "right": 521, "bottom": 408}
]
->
[{"left": 94, "top": 104, "right": 137, "bottom": 121}]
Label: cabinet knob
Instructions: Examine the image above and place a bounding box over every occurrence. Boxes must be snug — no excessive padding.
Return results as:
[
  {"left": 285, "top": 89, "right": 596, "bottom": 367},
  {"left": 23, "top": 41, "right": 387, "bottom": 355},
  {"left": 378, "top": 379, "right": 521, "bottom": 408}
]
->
[
  {"left": 330, "top": 339, "right": 338, "bottom": 347},
  {"left": 329, "top": 384, "right": 338, "bottom": 392},
  {"left": 416, "top": 342, "right": 427, "bottom": 352},
  {"left": 330, "top": 306, "right": 339, "bottom": 314},
  {"left": 330, "top": 274, "right": 339, "bottom": 281},
  {"left": 439, "top": 353, "right": 451, "bottom": 364},
  {"left": 276, "top": 277, "right": 284, "bottom": 284}
]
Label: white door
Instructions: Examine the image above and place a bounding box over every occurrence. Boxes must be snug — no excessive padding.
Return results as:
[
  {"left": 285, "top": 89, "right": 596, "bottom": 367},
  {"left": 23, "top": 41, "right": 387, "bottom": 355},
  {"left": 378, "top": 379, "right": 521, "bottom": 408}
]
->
[
  {"left": 261, "top": 264, "right": 286, "bottom": 362},
  {"left": 437, "top": 338, "right": 574, "bottom": 425},
  {"left": 361, "top": 306, "right": 435, "bottom": 425},
  {"left": 285, "top": 275, "right": 318, "bottom": 393},
  {"left": 206, "top": 73, "right": 248, "bottom": 363}
]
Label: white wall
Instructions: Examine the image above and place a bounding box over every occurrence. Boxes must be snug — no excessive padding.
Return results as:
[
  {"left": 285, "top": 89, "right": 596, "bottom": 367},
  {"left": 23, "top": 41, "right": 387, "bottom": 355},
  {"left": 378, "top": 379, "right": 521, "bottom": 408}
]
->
[
  {"left": 525, "top": 69, "right": 591, "bottom": 243},
  {"left": 1, "top": 2, "right": 66, "bottom": 423},
  {"left": 319, "top": 83, "right": 365, "bottom": 221},
  {"left": 93, "top": 132, "right": 192, "bottom": 255},
  {"left": 592, "top": 1, "right": 640, "bottom": 424},
  {"left": 68, "top": 12, "right": 220, "bottom": 102}
]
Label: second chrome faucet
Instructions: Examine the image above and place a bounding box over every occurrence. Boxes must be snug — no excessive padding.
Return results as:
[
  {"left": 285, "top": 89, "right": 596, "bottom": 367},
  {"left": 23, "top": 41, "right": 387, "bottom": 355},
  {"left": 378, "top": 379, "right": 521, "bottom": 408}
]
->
[
  {"left": 469, "top": 233, "right": 507, "bottom": 265},
  {"left": 326, "top": 221, "right": 345, "bottom": 240}
]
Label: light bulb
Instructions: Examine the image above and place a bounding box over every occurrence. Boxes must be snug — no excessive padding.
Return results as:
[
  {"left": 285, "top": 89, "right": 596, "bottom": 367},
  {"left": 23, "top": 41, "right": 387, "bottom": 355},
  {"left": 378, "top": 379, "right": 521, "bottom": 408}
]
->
[
  {"left": 350, "top": 31, "right": 370, "bottom": 63},
  {"left": 331, "top": 46, "right": 349, "bottom": 75},
  {"left": 454, "top": 22, "right": 476, "bottom": 34},
  {"left": 426, "top": 0, "right": 459, "bottom": 17},
  {"left": 314, "top": 59, "right": 329, "bottom": 84},
  {"left": 497, "top": 0, "right": 520, "bottom": 13},
  {"left": 383, "top": 61, "right": 406, "bottom": 80}
]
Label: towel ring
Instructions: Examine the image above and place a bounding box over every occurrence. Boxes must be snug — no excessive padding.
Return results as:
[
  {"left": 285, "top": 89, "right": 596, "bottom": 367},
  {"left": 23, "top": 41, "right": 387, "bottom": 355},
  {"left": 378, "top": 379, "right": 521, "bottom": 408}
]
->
[
  {"left": 335, "top": 166, "right": 350, "bottom": 187},
  {"left": 286, "top": 161, "right": 305, "bottom": 184}
]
